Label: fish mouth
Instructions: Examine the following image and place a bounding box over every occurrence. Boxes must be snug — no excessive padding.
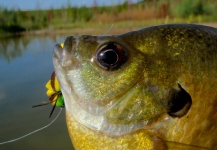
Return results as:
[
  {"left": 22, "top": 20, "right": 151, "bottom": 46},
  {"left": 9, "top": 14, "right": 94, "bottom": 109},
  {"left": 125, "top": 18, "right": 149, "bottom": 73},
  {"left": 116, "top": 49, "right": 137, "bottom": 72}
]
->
[{"left": 53, "top": 36, "right": 81, "bottom": 70}]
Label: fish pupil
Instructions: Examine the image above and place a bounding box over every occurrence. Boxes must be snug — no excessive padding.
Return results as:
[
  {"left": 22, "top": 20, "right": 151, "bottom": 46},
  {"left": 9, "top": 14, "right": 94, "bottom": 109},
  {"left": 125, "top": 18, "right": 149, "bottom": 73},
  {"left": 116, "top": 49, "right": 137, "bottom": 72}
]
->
[{"left": 99, "top": 49, "right": 118, "bottom": 65}]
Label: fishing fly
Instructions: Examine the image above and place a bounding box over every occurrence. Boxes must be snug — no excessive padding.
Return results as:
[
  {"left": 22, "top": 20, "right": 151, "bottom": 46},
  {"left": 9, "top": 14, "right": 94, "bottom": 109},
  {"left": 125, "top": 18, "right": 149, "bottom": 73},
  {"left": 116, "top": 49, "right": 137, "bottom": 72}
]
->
[
  {"left": 32, "top": 71, "right": 64, "bottom": 118},
  {"left": 0, "top": 46, "right": 65, "bottom": 145},
  {"left": 33, "top": 43, "right": 65, "bottom": 117}
]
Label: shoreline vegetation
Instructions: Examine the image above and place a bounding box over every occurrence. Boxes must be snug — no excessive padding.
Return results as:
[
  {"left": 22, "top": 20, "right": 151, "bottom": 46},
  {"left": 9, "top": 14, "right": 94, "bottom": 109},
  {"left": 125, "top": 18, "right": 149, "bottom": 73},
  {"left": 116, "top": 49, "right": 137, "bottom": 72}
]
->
[{"left": 1, "top": 0, "right": 217, "bottom": 36}]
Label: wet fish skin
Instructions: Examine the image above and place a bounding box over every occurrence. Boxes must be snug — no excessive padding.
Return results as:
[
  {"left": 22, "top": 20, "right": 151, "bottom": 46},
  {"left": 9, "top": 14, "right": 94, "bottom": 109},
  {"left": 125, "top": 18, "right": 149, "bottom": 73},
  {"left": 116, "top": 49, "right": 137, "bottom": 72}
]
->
[{"left": 53, "top": 24, "right": 217, "bottom": 149}]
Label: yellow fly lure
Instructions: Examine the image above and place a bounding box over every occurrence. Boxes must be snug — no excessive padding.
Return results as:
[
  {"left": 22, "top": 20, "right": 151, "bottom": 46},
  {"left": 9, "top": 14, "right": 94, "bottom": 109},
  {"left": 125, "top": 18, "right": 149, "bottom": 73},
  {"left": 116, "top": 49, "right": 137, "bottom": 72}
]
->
[{"left": 33, "top": 44, "right": 64, "bottom": 117}]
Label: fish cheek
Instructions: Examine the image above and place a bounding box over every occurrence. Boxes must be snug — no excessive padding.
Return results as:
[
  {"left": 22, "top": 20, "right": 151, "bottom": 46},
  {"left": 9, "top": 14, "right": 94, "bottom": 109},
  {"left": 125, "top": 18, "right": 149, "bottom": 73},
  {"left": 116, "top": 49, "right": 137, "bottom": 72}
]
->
[{"left": 167, "top": 83, "right": 192, "bottom": 118}]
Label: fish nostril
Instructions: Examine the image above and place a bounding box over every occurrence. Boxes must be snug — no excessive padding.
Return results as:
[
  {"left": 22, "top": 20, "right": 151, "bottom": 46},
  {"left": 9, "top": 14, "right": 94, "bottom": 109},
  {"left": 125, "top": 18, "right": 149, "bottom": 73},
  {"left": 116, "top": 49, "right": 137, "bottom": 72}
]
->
[
  {"left": 53, "top": 36, "right": 80, "bottom": 69},
  {"left": 54, "top": 44, "right": 63, "bottom": 60},
  {"left": 57, "top": 36, "right": 77, "bottom": 67},
  {"left": 64, "top": 36, "right": 77, "bottom": 54}
]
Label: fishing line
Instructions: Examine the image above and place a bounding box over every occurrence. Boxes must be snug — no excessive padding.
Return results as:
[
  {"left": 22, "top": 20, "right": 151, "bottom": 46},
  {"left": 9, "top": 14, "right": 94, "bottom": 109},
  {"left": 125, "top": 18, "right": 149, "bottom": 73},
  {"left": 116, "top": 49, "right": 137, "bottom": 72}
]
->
[
  {"left": 0, "top": 108, "right": 62, "bottom": 145},
  {"left": 102, "top": 24, "right": 114, "bottom": 35}
]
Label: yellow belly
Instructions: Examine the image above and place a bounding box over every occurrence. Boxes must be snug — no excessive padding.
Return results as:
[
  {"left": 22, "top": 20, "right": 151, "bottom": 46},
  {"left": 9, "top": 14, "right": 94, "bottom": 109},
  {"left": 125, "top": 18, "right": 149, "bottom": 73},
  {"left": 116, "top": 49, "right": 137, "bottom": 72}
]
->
[
  {"left": 66, "top": 110, "right": 214, "bottom": 150},
  {"left": 66, "top": 111, "right": 162, "bottom": 150}
]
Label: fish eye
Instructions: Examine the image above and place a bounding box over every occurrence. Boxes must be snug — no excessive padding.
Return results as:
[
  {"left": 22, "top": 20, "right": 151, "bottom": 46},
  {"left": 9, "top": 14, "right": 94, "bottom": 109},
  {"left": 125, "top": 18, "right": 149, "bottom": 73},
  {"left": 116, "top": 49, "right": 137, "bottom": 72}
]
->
[{"left": 96, "top": 42, "right": 128, "bottom": 70}]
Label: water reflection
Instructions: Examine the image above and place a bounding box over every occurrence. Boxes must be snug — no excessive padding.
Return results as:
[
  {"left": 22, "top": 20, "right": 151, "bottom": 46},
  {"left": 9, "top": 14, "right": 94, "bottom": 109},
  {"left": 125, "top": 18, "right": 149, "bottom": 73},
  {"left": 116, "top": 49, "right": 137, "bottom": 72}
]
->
[
  {"left": 0, "top": 35, "right": 28, "bottom": 62},
  {"left": 0, "top": 35, "right": 73, "bottom": 150}
]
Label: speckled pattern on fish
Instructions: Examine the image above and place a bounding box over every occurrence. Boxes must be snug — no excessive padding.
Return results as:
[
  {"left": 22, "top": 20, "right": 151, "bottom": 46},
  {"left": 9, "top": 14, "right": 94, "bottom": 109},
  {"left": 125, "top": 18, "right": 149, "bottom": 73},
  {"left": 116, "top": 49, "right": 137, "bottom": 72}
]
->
[{"left": 53, "top": 24, "right": 217, "bottom": 150}]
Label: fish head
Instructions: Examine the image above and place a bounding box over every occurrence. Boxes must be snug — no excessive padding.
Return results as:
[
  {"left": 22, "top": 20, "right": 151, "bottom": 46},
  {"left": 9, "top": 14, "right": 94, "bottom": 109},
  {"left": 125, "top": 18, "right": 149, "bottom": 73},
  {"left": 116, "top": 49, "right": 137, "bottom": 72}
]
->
[
  {"left": 53, "top": 32, "right": 191, "bottom": 135},
  {"left": 53, "top": 24, "right": 217, "bottom": 149}
]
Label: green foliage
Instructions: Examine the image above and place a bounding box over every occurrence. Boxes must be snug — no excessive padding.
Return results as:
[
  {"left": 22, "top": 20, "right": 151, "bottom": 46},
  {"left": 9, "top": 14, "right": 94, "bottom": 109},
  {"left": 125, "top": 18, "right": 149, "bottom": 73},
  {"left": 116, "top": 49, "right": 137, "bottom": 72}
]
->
[
  {"left": 79, "top": 6, "right": 93, "bottom": 22},
  {"left": 68, "top": 6, "right": 94, "bottom": 23},
  {"left": 0, "top": 24, "right": 25, "bottom": 33},
  {"left": 172, "top": 0, "right": 208, "bottom": 17},
  {"left": 0, "top": 8, "right": 26, "bottom": 33}
]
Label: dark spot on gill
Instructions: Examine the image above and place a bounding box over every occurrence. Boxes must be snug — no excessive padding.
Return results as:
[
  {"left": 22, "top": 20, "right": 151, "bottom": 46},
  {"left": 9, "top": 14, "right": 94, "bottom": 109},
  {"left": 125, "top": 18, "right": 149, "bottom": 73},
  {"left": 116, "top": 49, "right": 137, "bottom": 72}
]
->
[{"left": 168, "top": 83, "right": 192, "bottom": 118}]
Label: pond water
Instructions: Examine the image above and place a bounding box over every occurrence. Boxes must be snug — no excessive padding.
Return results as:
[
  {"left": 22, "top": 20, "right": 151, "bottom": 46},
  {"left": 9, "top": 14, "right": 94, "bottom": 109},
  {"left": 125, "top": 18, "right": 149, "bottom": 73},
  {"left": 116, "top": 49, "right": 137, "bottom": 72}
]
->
[{"left": 0, "top": 35, "right": 74, "bottom": 150}]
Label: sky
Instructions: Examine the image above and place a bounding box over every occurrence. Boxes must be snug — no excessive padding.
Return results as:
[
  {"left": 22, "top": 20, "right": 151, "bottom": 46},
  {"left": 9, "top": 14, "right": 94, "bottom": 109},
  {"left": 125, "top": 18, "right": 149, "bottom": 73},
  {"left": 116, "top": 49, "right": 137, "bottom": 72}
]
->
[{"left": 0, "top": 0, "right": 140, "bottom": 10}]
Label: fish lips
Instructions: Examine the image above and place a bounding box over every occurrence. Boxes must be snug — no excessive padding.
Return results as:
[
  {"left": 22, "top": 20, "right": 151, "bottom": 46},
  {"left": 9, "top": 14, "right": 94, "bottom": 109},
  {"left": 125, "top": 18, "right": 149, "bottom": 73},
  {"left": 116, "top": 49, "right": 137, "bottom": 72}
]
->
[{"left": 53, "top": 36, "right": 81, "bottom": 69}]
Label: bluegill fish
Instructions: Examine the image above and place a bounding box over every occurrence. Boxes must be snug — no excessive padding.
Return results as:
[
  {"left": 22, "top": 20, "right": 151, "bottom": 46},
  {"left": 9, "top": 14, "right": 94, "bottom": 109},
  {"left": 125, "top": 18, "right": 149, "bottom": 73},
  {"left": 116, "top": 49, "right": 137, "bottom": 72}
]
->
[{"left": 53, "top": 24, "right": 217, "bottom": 150}]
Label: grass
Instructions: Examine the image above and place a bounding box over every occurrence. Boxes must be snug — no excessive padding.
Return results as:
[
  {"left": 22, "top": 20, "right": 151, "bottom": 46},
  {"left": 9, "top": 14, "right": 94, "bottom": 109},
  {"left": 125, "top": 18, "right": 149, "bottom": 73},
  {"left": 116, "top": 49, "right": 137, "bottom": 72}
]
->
[{"left": 29, "top": 16, "right": 216, "bottom": 36}]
